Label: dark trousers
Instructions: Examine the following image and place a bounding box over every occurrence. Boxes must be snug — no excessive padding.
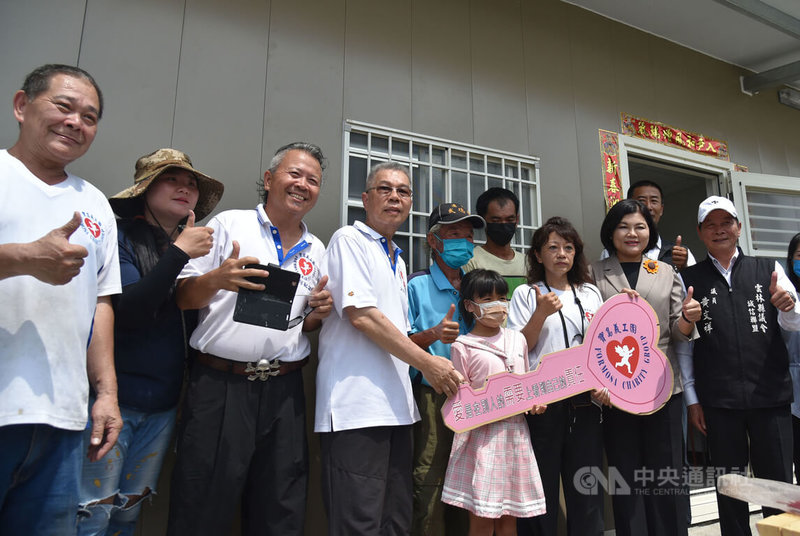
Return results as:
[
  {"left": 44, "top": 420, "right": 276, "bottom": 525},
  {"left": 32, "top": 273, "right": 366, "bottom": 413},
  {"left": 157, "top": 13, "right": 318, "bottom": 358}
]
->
[
  {"left": 411, "top": 384, "right": 467, "bottom": 536},
  {"left": 704, "top": 405, "right": 793, "bottom": 536},
  {"left": 603, "top": 393, "right": 687, "bottom": 536},
  {"left": 518, "top": 400, "right": 604, "bottom": 536},
  {"left": 793, "top": 415, "right": 800, "bottom": 485},
  {"left": 166, "top": 363, "right": 308, "bottom": 536},
  {"left": 320, "top": 425, "right": 413, "bottom": 536}
]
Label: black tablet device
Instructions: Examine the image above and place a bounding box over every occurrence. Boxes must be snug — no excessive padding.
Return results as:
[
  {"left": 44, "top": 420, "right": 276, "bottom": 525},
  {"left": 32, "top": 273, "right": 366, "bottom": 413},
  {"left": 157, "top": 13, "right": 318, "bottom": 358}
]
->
[{"left": 233, "top": 263, "right": 301, "bottom": 331}]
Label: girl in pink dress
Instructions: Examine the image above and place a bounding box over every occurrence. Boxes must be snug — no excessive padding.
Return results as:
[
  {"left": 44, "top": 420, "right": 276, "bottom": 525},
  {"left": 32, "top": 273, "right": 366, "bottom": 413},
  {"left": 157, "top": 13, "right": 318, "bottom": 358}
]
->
[{"left": 442, "top": 269, "right": 547, "bottom": 536}]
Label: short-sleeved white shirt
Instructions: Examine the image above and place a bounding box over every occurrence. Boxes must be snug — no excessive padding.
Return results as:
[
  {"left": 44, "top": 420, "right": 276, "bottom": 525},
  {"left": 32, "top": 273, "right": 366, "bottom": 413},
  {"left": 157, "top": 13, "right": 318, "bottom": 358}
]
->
[
  {"left": 315, "top": 221, "right": 419, "bottom": 432},
  {"left": 0, "top": 150, "right": 121, "bottom": 430},
  {"left": 179, "top": 205, "right": 324, "bottom": 362},
  {"left": 508, "top": 282, "right": 603, "bottom": 370}
]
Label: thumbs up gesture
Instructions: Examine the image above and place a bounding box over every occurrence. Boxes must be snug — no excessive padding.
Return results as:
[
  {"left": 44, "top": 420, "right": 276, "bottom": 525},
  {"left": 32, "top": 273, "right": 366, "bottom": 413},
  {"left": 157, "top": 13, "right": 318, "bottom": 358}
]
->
[
  {"left": 769, "top": 270, "right": 797, "bottom": 312},
  {"left": 681, "top": 285, "right": 701, "bottom": 323},
  {"left": 306, "top": 275, "right": 333, "bottom": 322},
  {"left": 671, "top": 235, "right": 688, "bottom": 271},
  {"left": 23, "top": 211, "right": 90, "bottom": 285},
  {"left": 435, "top": 303, "right": 460, "bottom": 344},
  {"left": 213, "top": 240, "right": 268, "bottom": 292},
  {"left": 173, "top": 210, "right": 215, "bottom": 259},
  {"left": 533, "top": 284, "right": 562, "bottom": 318}
]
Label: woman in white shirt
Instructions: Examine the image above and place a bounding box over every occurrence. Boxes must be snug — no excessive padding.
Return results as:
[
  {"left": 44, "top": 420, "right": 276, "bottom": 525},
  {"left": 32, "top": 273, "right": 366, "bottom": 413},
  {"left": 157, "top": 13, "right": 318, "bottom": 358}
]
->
[{"left": 509, "top": 216, "right": 606, "bottom": 536}]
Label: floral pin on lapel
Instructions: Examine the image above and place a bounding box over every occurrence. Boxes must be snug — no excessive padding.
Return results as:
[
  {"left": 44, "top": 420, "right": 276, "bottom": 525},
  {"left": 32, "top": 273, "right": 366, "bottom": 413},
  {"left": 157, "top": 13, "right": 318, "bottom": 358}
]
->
[{"left": 643, "top": 259, "right": 659, "bottom": 274}]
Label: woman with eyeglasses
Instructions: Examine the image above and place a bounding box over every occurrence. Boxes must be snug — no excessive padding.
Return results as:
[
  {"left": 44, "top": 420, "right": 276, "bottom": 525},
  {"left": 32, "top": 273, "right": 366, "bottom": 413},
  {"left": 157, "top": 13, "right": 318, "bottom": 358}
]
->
[
  {"left": 508, "top": 216, "right": 607, "bottom": 536},
  {"left": 588, "top": 199, "right": 700, "bottom": 536}
]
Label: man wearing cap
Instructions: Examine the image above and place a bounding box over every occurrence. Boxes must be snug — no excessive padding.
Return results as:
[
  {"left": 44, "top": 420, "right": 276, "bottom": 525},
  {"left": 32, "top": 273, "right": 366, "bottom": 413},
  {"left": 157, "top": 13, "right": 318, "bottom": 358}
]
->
[
  {"left": 408, "top": 202, "right": 484, "bottom": 536},
  {"left": 464, "top": 187, "right": 527, "bottom": 295},
  {"left": 167, "top": 142, "right": 332, "bottom": 536},
  {"left": 0, "top": 64, "right": 121, "bottom": 535},
  {"left": 682, "top": 196, "right": 800, "bottom": 535},
  {"left": 316, "top": 162, "right": 464, "bottom": 536}
]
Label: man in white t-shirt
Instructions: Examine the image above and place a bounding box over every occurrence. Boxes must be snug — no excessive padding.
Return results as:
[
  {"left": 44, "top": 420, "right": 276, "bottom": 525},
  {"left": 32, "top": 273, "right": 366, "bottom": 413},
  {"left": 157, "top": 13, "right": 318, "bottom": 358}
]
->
[
  {"left": 0, "top": 64, "right": 122, "bottom": 536},
  {"left": 167, "top": 142, "right": 332, "bottom": 536},
  {"left": 317, "top": 162, "right": 463, "bottom": 536}
]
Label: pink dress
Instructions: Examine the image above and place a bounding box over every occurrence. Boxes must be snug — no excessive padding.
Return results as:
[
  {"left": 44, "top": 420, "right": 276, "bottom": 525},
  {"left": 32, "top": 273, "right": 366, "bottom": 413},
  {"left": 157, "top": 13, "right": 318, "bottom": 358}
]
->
[{"left": 441, "top": 328, "right": 546, "bottom": 519}]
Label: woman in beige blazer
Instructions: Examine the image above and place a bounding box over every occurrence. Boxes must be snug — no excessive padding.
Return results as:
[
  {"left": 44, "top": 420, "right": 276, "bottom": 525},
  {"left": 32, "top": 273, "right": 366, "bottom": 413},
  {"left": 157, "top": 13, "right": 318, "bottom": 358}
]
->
[{"left": 589, "top": 199, "right": 700, "bottom": 536}]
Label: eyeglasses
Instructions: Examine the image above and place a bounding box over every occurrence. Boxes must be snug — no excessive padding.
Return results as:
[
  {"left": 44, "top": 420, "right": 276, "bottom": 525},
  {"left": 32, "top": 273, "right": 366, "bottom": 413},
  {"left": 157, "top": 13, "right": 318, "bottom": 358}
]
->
[{"left": 366, "top": 185, "right": 413, "bottom": 199}]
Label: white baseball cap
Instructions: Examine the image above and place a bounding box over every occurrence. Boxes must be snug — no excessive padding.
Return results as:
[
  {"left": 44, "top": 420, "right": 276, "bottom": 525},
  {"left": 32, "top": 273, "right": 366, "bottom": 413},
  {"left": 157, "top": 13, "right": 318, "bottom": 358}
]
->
[{"left": 698, "top": 196, "right": 738, "bottom": 224}]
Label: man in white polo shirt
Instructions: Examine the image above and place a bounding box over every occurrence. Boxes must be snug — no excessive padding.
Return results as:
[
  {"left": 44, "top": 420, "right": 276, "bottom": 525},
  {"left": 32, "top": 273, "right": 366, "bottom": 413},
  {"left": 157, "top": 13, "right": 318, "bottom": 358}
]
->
[
  {"left": 167, "top": 142, "right": 332, "bottom": 536},
  {"left": 317, "top": 161, "right": 463, "bottom": 536}
]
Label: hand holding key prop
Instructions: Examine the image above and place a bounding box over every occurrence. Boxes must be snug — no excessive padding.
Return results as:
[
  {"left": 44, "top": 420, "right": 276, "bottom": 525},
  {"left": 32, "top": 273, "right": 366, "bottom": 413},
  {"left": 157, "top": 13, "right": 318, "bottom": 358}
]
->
[{"left": 442, "top": 293, "right": 673, "bottom": 433}]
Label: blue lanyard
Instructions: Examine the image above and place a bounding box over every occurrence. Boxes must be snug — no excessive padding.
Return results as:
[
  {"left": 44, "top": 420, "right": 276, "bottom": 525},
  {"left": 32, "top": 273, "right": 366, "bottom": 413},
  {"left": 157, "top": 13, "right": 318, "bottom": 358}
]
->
[
  {"left": 270, "top": 225, "right": 309, "bottom": 267},
  {"left": 379, "top": 236, "right": 402, "bottom": 274}
]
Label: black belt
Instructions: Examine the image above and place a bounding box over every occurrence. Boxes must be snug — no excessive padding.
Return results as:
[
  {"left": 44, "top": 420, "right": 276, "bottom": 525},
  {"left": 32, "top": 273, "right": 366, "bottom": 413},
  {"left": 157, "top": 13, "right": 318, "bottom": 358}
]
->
[{"left": 197, "top": 352, "right": 308, "bottom": 381}]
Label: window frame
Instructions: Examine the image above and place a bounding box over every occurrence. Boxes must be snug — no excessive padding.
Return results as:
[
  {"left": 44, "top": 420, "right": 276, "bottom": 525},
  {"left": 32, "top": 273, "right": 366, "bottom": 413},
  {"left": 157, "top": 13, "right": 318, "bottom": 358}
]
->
[{"left": 341, "top": 120, "right": 542, "bottom": 273}]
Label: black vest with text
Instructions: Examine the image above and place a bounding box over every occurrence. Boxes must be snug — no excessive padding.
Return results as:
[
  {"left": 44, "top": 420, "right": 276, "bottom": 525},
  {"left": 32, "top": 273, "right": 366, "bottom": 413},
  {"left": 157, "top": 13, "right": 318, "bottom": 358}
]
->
[{"left": 681, "top": 252, "right": 791, "bottom": 409}]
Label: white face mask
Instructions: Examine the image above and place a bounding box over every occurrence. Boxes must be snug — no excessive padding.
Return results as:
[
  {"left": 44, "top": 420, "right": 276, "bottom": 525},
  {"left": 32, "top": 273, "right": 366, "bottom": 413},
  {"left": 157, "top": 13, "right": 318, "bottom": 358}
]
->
[{"left": 471, "top": 300, "right": 508, "bottom": 327}]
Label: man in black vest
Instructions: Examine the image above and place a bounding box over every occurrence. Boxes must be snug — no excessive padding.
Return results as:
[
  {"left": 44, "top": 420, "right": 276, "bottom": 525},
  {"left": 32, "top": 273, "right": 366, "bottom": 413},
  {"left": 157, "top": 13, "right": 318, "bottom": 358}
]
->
[
  {"left": 682, "top": 196, "right": 800, "bottom": 536},
  {"left": 629, "top": 179, "right": 695, "bottom": 271}
]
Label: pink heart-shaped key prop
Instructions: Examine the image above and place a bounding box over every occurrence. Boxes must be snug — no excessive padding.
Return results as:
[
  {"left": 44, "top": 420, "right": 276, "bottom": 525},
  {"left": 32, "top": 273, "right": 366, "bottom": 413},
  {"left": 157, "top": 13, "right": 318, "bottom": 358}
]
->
[{"left": 442, "top": 293, "right": 673, "bottom": 433}]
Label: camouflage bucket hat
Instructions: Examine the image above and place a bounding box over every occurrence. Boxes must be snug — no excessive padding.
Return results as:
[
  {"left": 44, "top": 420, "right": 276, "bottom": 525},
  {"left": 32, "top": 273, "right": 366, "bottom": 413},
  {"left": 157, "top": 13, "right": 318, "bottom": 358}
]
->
[{"left": 109, "top": 148, "right": 224, "bottom": 221}]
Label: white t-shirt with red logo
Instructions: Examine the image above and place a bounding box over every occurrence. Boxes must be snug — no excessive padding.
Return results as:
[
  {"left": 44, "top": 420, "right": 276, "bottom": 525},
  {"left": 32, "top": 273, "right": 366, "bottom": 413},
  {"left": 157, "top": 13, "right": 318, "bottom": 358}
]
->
[
  {"left": 179, "top": 205, "right": 324, "bottom": 362},
  {"left": 0, "top": 149, "right": 121, "bottom": 431}
]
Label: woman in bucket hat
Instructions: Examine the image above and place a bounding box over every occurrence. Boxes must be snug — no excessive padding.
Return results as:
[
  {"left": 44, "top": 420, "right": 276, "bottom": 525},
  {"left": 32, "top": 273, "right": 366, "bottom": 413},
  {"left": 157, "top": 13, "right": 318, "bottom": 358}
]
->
[{"left": 77, "top": 148, "right": 223, "bottom": 535}]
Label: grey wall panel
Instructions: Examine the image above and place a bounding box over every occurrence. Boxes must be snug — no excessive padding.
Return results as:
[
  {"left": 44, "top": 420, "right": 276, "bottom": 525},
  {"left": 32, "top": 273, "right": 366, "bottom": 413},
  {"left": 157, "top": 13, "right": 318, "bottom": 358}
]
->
[
  {"left": 0, "top": 0, "right": 87, "bottom": 150},
  {"left": 410, "top": 0, "right": 473, "bottom": 143},
  {"left": 522, "top": 0, "right": 583, "bottom": 230},
  {"left": 753, "top": 100, "right": 793, "bottom": 176},
  {"left": 171, "top": 0, "right": 271, "bottom": 219},
  {"left": 343, "top": 0, "right": 413, "bottom": 131},
  {"left": 470, "top": 0, "right": 528, "bottom": 154},
  {"left": 261, "top": 0, "right": 346, "bottom": 244},
  {"left": 71, "top": 0, "right": 186, "bottom": 197},
  {"left": 610, "top": 24, "right": 657, "bottom": 119},
  {"left": 785, "top": 125, "right": 800, "bottom": 177},
  {"left": 568, "top": 7, "right": 622, "bottom": 259}
]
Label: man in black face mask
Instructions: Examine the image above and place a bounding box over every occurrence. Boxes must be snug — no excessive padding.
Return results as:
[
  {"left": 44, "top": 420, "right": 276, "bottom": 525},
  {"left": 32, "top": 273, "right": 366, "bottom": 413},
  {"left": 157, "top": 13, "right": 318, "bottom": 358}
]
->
[{"left": 465, "top": 187, "right": 527, "bottom": 296}]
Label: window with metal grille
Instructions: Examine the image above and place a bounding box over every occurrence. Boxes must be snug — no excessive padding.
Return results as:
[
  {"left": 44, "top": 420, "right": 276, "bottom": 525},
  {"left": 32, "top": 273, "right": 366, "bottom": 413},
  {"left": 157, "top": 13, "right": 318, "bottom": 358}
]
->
[{"left": 342, "top": 120, "right": 541, "bottom": 273}]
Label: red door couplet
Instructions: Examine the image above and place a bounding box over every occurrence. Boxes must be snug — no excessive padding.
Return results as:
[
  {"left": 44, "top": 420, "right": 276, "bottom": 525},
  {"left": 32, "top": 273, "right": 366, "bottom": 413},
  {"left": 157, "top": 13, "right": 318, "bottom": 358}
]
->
[{"left": 442, "top": 293, "right": 673, "bottom": 433}]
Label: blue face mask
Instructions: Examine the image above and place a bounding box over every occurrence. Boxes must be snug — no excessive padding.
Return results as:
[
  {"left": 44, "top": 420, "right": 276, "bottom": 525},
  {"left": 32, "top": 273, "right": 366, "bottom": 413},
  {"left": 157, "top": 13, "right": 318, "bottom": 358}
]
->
[
  {"left": 793, "top": 259, "right": 800, "bottom": 279},
  {"left": 435, "top": 235, "right": 474, "bottom": 268}
]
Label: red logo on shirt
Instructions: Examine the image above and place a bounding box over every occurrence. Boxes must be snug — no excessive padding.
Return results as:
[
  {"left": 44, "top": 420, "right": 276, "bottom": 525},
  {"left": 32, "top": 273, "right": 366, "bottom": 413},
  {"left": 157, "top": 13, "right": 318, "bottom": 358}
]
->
[
  {"left": 297, "top": 257, "right": 314, "bottom": 276},
  {"left": 83, "top": 216, "right": 101, "bottom": 238}
]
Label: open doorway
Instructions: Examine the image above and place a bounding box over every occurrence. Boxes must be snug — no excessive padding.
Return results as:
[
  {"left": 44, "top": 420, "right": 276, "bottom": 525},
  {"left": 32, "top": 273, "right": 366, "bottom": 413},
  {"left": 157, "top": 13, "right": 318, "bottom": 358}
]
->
[{"left": 626, "top": 155, "right": 719, "bottom": 262}]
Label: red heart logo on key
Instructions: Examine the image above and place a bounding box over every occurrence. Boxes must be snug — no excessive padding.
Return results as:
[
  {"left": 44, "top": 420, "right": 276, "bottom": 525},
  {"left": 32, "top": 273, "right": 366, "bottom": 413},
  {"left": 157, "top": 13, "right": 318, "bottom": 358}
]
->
[{"left": 606, "top": 336, "right": 639, "bottom": 379}]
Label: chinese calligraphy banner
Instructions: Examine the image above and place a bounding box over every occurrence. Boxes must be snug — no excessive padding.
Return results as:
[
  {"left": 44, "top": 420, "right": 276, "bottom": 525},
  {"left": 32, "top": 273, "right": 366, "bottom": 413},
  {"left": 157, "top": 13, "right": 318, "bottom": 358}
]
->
[
  {"left": 442, "top": 294, "right": 673, "bottom": 433},
  {"left": 599, "top": 129, "right": 622, "bottom": 210},
  {"left": 621, "top": 113, "right": 729, "bottom": 161}
]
